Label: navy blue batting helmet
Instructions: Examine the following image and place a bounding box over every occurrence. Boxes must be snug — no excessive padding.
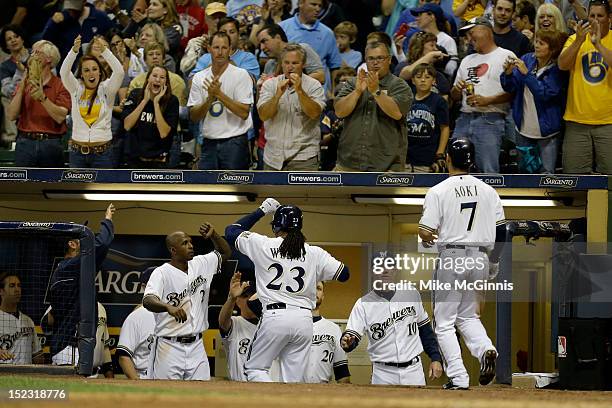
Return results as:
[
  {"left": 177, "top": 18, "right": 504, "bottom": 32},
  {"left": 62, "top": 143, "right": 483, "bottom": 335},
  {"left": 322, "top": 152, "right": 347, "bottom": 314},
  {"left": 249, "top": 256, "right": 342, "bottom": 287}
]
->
[
  {"left": 447, "top": 138, "right": 475, "bottom": 169},
  {"left": 271, "top": 205, "right": 303, "bottom": 233}
]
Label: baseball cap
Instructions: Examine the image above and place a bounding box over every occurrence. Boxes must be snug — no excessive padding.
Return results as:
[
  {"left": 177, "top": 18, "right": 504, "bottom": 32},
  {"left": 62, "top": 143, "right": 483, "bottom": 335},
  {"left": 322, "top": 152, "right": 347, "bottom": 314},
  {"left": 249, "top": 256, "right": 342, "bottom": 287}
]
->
[
  {"left": 206, "top": 2, "right": 227, "bottom": 16},
  {"left": 459, "top": 17, "right": 493, "bottom": 34},
  {"left": 410, "top": 3, "right": 444, "bottom": 20},
  {"left": 63, "top": 0, "right": 84, "bottom": 11}
]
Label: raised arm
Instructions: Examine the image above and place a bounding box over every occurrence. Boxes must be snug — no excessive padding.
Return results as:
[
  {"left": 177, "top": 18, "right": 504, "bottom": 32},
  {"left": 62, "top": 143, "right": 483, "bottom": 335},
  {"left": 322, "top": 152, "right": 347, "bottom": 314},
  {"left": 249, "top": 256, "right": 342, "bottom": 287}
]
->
[
  {"left": 199, "top": 222, "right": 232, "bottom": 262},
  {"left": 224, "top": 198, "right": 281, "bottom": 247},
  {"left": 59, "top": 36, "right": 82, "bottom": 93},
  {"left": 218, "top": 272, "right": 250, "bottom": 333}
]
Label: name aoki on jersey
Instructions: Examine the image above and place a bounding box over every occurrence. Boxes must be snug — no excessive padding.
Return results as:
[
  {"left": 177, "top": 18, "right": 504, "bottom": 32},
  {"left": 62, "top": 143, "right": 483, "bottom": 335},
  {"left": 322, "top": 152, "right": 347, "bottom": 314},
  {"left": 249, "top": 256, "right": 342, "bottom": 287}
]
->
[
  {"left": 312, "top": 334, "right": 335, "bottom": 346},
  {"left": 0, "top": 327, "right": 35, "bottom": 350},
  {"left": 370, "top": 306, "right": 416, "bottom": 340},
  {"left": 166, "top": 276, "right": 206, "bottom": 306}
]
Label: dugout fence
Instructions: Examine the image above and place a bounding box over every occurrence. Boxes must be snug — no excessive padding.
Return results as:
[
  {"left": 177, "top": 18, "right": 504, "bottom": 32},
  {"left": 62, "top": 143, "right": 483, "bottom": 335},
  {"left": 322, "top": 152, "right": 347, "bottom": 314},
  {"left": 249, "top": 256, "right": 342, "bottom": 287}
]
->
[{"left": 0, "top": 222, "right": 96, "bottom": 376}]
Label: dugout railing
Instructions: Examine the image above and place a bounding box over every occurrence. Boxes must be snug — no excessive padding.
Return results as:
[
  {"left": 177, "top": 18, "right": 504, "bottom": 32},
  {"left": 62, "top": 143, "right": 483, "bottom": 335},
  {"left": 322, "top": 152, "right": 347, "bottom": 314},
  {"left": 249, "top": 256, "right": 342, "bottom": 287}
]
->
[{"left": 0, "top": 221, "right": 96, "bottom": 376}]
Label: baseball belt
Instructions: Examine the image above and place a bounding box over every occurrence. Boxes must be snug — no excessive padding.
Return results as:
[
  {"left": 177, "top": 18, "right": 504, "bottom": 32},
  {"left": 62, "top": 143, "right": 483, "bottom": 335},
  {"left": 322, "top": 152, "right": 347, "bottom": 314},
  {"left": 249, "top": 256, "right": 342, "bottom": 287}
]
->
[
  {"left": 266, "top": 302, "right": 311, "bottom": 311},
  {"left": 443, "top": 244, "right": 489, "bottom": 253},
  {"left": 375, "top": 356, "right": 420, "bottom": 368},
  {"left": 162, "top": 333, "right": 203, "bottom": 344}
]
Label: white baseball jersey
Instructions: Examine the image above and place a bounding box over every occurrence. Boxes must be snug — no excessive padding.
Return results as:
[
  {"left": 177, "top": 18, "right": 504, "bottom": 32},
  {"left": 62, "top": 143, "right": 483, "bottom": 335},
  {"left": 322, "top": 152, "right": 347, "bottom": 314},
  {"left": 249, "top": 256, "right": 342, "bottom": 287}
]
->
[
  {"left": 221, "top": 316, "right": 281, "bottom": 381},
  {"left": 345, "top": 290, "right": 430, "bottom": 363},
  {"left": 144, "top": 252, "right": 222, "bottom": 337},
  {"left": 419, "top": 174, "right": 505, "bottom": 246},
  {"left": 235, "top": 231, "right": 344, "bottom": 309},
  {"left": 304, "top": 317, "right": 348, "bottom": 383},
  {"left": 116, "top": 306, "right": 156, "bottom": 379},
  {"left": 52, "top": 303, "right": 110, "bottom": 369},
  {"left": 0, "top": 310, "right": 41, "bottom": 364},
  {"left": 93, "top": 303, "right": 111, "bottom": 369}
]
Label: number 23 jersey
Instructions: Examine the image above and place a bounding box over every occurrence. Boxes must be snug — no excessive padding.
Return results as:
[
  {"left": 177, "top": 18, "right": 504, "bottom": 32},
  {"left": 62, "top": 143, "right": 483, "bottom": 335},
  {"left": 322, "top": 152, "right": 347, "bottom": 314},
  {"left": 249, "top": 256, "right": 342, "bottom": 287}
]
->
[
  {"left": 235, "top": 231, "right": 344, "bottom": 309},
  {"left": 419, "top": 174, "right": 505, "bottom": 245}
]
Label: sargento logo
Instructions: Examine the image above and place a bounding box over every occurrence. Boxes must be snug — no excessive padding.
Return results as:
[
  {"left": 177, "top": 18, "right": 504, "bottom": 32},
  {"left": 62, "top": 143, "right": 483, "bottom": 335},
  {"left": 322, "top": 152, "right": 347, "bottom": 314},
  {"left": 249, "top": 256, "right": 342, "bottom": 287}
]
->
[
  {"left": 18, "top": 222, "right": 54, "bottom": 229},
  {"left": 475, "top": 175, "right": 505, "bottom": 187},
  {"left": 376, "top": 174, "right": 414, "bottom": 186},
  {"left": 61, "top": 170, "right": 97, "bottom": 182},
  {"left": 217, "top": 172, "right": 254, "bottom": 184},
  {"left": 539, "top": 176, "right": 578, "bottom": 188},
  {"left": 0, "top": 169, "right": 27, "bottom": 181},
  {"left": 287, "top": 173, "right": 341, "bottom": 185},
  {"left": 131, "top": 171, "right": 184, "bottom": 183}
]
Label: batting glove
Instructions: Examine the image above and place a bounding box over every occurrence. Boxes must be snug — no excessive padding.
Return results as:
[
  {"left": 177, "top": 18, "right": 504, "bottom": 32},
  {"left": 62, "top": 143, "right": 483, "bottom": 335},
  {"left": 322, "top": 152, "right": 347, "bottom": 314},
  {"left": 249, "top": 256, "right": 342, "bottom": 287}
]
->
[
  {"left": 259, "top": 198, "right": 281, "bottom": 215},
  {"left": 488, "top": 262, "right": 499, "bottom": 280}
]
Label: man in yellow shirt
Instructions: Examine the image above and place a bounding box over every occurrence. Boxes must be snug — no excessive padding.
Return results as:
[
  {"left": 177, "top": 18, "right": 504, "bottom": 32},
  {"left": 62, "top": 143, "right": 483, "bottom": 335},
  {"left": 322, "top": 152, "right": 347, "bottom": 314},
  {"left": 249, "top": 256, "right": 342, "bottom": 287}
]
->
[
  {"left": 128, "top": 42, "right": 187, "bottom": 106},
  {"left": 559, "top": 0, "right": 612, "bottom": 174}
]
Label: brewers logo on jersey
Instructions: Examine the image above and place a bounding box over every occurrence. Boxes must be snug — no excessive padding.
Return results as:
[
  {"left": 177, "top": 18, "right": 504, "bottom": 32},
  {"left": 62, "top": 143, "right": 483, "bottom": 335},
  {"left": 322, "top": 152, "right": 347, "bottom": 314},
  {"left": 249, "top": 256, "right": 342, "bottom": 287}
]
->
[
  {"left": 0, "top": 310, "right": 40, "bottom": 364},
  {"left": 345, "top": 290, "right": 431, "bottom": 385},
  {"left": 305, "top": 317, "right": 348, "bottom": 383}
]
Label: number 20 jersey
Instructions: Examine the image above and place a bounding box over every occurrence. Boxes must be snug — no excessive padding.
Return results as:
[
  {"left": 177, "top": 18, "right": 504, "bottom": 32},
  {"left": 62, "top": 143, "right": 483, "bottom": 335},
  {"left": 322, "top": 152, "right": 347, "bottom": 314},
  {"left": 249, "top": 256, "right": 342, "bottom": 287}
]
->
[
  {"left": 419, "top": 174, "right": 505, "bottom": 245},
  {"left": 235, "top": 231, "right": 344, "bottom": 309}
]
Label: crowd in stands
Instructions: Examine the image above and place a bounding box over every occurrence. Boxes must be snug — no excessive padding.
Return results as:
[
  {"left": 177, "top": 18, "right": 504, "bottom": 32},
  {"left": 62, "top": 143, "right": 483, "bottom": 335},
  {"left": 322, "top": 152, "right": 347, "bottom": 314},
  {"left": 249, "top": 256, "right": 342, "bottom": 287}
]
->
[{"left": 0, "top": 0, "right": 610, "bottom": 174}]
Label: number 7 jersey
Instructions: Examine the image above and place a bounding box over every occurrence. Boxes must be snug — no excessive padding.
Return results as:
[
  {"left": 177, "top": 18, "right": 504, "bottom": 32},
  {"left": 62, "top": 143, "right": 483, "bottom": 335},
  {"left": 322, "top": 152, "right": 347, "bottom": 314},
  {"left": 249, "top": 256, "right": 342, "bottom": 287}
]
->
[
  {"left": 419, "top": 174, "right": 505, "bottom": 245},
  {"left": 235, "top": 231, "right": 345, "bottom": 309}
]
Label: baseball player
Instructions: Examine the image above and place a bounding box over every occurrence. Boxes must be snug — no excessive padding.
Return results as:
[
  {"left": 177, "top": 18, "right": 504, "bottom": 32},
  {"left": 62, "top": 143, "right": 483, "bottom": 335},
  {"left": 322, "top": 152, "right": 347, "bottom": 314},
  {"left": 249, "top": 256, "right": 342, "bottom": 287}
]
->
[
  {"left": 305, "top": 281, "right": 351, "bottom": 383},
  {"left": 218, "top": 271, "right": 281, "bottom": 381},
  {"left": 340, "top": 271, "right": 443, "bottom": 385},
  {"left": 418, "top": 138, "right": 506, "bottom": 389},
  {"left": 48, "top": 301, "right": 114, "bottom": 378},
  {"left": 0, "top": 273, "right": 42, "bottom": 364},
  {"left": 143, "top": 223, "right": 232, "bottom": 380},
  {"left": 116, "top": 267, "right": 156, "bottom": 380},
  {"left": 225, "top": 198, "right": 350, "bottom": 382}
]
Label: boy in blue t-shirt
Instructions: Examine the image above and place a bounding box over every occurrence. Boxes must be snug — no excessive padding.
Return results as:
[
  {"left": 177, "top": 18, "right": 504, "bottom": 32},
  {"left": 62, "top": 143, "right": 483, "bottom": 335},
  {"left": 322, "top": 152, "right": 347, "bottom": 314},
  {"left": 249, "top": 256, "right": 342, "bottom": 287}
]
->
[
  {"left": 406, "top": 64, "right": 449, "bottom": 173},
  {"left": 334, "top": 21, "right": 362, "bottom": 69}
]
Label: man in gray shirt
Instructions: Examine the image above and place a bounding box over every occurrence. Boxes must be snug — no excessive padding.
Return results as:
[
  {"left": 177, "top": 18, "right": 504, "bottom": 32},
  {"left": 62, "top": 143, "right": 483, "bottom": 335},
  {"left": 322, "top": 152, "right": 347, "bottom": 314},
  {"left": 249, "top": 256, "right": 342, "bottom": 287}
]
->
[
  {"left": 257, "top": 24, "right": 325, "bottom": 84},
  {"left": 257, "top": 44, "right": 326, "bottom": 170}
]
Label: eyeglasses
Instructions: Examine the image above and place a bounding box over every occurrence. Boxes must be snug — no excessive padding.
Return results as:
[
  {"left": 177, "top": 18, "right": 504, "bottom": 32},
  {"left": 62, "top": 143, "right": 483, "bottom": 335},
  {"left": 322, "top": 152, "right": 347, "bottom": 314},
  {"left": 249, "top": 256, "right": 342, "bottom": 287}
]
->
[
  {"left": 366, "top": 55, "right": 389, "bottom": 63},
  {"left": 111, "top": 41, "right": 124, "bottom": 47}
]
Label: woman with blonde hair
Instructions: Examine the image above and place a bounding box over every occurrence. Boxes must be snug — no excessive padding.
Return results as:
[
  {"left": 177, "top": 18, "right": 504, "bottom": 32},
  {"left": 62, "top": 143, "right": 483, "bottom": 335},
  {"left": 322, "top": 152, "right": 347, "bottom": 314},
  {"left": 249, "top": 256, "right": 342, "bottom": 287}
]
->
[
  {"left": 535, "top": 3, "right": 567, "bottom": 34},
  {"left": 127, "top": 23, "right": 175, "bottom": 80},
  {"left": 147, "top": 0, "right": 182, "bottom": 57},
  {"left": 60, "top": 35, "right": 124, "bottom": 168}
]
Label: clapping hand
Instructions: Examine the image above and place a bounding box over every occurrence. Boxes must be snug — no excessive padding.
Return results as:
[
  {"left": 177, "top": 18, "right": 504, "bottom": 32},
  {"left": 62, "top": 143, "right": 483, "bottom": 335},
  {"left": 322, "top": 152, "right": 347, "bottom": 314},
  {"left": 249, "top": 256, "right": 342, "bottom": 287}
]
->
[
  {"left": 356, "top": 68, "right": 368, "bottom": 93},
  {"left": 289, "top": 73, "right": 302, "bottom": 93},
  {"left": 366, "top": 70, "right": 379, "bottom": 94},
  {"left": 229, "top": 272, "right": 250, "bottom": 299},
  {"left": 204, "top": 76, "right": 221, "bottom": 98},
  {"left": 590, "top": 20, "right": 601, "bottom": 45}
]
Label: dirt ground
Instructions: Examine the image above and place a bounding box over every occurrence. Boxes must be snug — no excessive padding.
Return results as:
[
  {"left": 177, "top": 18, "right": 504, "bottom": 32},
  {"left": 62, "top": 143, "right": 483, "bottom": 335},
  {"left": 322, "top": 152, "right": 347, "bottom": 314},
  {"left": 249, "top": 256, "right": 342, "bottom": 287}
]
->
[{"left": 2, "top": 376, "right": 611, "bottom": 408}]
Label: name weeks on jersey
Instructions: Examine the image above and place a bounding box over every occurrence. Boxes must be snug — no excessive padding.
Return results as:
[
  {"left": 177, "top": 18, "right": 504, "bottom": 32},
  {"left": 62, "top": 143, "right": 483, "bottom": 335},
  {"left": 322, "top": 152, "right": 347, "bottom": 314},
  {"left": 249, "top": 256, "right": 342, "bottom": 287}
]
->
[
  {"left": 166, "top": 276, "right": 206, "bottom": 306},
  {"left": 373, "top": 279, "right": 514, "bottom": 292}
]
